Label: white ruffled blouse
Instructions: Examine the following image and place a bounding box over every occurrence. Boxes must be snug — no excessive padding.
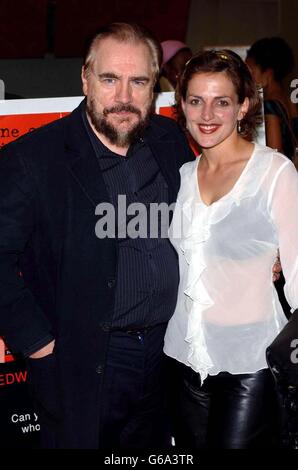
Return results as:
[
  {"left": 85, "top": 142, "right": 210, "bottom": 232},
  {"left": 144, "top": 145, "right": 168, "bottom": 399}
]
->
[{"left": 164, "top": 143, "right": 298, "bottom": 383}]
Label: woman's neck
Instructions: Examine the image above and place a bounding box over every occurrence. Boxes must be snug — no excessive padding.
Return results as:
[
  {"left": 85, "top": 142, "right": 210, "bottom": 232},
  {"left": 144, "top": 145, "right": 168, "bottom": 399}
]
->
[{"left": 201, "top": 136, "right": 253, "bottom": 170}]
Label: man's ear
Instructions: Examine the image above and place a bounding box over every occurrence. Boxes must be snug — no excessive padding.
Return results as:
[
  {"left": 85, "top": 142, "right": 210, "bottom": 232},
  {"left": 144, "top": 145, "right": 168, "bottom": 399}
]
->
[{"left": 81, "top": 66, "right": 88, "bottom": 96}]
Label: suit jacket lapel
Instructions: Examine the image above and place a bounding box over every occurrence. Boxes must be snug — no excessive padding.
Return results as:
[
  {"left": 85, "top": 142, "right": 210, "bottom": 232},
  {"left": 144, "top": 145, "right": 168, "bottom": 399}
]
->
[
  {"left": 144, "top": 118, "right": 180, "bottom": 204},
  {"left": 63, "top": 104, "right": 180, "bottom": 207}
]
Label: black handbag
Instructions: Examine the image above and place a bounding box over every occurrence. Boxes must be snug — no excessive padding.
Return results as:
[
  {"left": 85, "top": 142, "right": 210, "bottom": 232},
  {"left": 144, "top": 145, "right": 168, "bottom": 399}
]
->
[
  {"left": 266, "top": 309, "right": 298, "bottom": 387},
  {"left": 266, "top": 309, "right": 298, "bottom": 448}
]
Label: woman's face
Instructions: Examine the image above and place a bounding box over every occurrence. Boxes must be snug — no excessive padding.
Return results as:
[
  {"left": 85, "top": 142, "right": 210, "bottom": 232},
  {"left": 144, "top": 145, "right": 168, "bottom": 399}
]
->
[{"left": 182, "top": 72, "right": 249, "bottom": 149}]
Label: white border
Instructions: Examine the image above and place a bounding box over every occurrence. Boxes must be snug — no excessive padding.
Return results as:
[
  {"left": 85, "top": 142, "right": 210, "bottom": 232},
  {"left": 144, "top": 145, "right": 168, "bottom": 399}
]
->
[{"left": 0, "top": 96, "right": 84, "bottom": 115}]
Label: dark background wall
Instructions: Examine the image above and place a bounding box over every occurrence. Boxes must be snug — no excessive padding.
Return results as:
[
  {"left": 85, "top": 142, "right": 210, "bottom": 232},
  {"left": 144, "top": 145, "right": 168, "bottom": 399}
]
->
[
  {"left": 0, "top": 0, "right": 297, "bottom": 99},
  {"left": 186, "top": 0, "right": 298, "bottom": 90},
  {"left": 0, "top": 0, "right": 191, "bottom": 98}
]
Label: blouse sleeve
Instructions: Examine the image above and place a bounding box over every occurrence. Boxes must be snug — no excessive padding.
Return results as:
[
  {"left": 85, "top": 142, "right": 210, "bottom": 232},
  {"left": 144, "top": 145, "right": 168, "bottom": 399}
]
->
[{"left": 269, "top": 160, "right": 298, "bottom": 310}]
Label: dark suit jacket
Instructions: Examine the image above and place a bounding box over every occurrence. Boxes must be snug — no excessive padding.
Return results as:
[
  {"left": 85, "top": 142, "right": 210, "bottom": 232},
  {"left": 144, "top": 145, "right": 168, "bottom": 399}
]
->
[{"left": 0, "top": 101, "right": 195, "bottom": 448}]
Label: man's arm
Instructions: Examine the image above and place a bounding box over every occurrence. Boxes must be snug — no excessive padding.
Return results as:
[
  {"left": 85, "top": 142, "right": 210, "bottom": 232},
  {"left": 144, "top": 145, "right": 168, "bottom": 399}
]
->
[{"left": 0, "top": 146, "right": 53, "bottom": 356}]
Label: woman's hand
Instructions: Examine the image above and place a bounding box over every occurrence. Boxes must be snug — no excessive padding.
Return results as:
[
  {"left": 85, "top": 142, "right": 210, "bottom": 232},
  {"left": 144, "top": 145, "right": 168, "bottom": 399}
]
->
[{"left": 272, "top": 252, "right": 282, "bottom": 282}]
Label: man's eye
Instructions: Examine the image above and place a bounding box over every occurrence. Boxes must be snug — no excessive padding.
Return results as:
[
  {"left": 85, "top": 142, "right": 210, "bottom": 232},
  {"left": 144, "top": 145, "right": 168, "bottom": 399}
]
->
[
  {"left": 102, "top": 78, "right": 116, "bottom": 85},
  {"left": 132, "top": 80, "right": 147, "bottom": 87}
]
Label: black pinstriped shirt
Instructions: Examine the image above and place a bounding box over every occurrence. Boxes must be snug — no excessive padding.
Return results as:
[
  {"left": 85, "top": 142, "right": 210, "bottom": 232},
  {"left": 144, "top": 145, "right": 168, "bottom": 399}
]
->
[{"left": 83, "top": 111, "right": 179, "bottom": 329}]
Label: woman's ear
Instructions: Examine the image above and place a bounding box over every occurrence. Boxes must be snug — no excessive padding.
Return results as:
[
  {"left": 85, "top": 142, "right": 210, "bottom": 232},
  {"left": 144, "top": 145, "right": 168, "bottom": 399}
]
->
[
  {"left": 181, "top": 99, "right": 186, "bottom": 115},
  {"left": 238, "top": 97, "right": 249, "bottom": 120}
]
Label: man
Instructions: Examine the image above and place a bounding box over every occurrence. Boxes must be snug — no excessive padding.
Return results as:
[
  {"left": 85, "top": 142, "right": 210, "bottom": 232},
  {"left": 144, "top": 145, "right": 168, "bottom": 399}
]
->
[{"left": 0, "top": 23, "right": 194, "bottom": 449}]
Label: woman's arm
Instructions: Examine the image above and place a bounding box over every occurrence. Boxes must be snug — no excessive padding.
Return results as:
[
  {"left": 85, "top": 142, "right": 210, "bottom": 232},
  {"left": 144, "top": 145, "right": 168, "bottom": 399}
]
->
[
  {"left": 270, "top": 160, "right": 298, "bottom": 310},
  {"left": 265, "top": 114, "right": 284, "bottom": 154}
]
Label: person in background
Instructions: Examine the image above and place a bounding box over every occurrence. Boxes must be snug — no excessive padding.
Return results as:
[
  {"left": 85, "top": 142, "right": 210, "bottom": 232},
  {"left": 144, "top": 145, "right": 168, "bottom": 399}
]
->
[
  {"left": 164, "top": 49, "right": 298, "bottom": 449},
  {"left": 0, "top": 22, "right": 194, "bottom": 449},
  {"left": 158, "top": 40, "right": 192, "bottom": 92},
  {"left": 246, "top": 37, "right": 298, "bottom": 162},
  {"left": 246, "top": 37, "right": 298, "bottom": 320}
]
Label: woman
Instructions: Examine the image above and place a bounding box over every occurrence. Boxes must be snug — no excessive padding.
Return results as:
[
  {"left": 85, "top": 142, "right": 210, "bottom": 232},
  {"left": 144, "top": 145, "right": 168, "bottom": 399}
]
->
[
  {"left": 164, "top": 50, "right": 298, "bottom": 448},
  {"left": 246, "top": 37, "right": 298, "bottom": 162},
  {"left": 158, "top": 40, "right": 192, "bottom": 92},
  {"left": 246, "top": 38, "right": 298, "bottom": 323}
]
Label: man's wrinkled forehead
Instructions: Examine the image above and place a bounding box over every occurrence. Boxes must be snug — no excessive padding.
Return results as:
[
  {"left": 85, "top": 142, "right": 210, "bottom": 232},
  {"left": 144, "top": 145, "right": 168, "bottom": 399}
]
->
[{"left": 90, "top": 37, "right": 155, "bottom": 79}]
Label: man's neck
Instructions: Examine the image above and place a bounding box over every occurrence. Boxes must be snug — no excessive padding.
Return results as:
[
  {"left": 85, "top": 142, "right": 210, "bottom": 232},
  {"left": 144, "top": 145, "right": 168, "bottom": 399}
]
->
[
  {"left": 87, "top": 114, "right": 129, "bottom": 156},
  {"left": 95, "top": 130, "right": 129, "bottom": 156}
]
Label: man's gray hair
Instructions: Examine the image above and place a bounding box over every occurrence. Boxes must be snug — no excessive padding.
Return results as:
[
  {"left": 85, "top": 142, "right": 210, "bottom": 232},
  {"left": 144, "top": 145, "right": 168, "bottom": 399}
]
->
[{"left": 83, "top": 22, "right": 162, "bottom": 83}]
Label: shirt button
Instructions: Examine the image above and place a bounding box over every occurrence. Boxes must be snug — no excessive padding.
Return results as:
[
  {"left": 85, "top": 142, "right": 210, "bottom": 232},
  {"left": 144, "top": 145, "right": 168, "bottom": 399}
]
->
[
  {"left": 96, "top": 365, "right": 104, "bottom": 374},
  {"left": 101, "top": 323, "right": 110, "bottom": 332},
  {"left": 107, "top": 279, "right": 116, "bottom": 288}
]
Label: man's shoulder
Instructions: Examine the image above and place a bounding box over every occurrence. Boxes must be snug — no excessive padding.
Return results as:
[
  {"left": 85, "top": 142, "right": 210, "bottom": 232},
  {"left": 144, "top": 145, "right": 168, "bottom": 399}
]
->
[
  {"left": 148, "top": 114, "right": 189, "bottom": 146},
  {"left": 148, "top": 114, "right": 195, "bottom": 165},
  {"left": 9, "top": 111, "right": 72, "bottom": 147},
  {"left": 149, "top": 113, "right": 181, "bottom": 133},
  {"left": 0, "top": 105, "right": 81, "bottom": 159}
]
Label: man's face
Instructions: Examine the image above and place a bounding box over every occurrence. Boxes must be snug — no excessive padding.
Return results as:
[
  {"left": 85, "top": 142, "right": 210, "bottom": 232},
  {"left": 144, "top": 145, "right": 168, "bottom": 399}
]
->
[{"left": 82, "top": 37, "right": 155, "bottom": 149}]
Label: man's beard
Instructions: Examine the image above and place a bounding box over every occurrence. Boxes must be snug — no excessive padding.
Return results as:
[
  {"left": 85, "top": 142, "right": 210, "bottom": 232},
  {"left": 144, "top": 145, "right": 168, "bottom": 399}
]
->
[{"left": 87, "top": 99, "right": 151, "bottom": 148}]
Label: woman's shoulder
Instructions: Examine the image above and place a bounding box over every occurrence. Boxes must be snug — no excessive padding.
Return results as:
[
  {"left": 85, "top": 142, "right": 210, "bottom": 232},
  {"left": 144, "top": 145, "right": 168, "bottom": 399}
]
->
[
  {"left": 265, "top": 97, "right": 298, "bottom": 123},
  {"left": 264, "top": 99, "right": 282, "bottom": 116},
  {"left": 254, "top": 142, "right": 289, "bottom": 161},
  {"left": 253, "top": 143, "right": 293, "bottom": 176},
  {"left": 264, "top": 99, "right": 291, "bottom": 122}
]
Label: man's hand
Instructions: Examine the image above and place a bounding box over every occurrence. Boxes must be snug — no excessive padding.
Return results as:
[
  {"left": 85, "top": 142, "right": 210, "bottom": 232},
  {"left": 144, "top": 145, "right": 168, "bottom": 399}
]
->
[{"left": 29, "top": 340, "right": 55, "bottom": 359}]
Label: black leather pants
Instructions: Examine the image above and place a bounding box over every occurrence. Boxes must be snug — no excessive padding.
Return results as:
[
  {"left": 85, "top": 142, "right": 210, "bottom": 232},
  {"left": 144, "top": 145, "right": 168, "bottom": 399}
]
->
[{"left": 170, "top": 363, "right": 281, "bottom": 449}]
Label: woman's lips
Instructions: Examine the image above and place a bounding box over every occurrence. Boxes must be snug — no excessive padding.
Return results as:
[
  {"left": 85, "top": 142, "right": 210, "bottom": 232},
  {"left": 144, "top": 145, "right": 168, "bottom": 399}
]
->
[{"left": 198, "top": 124, "right": 220, "bottom": 134}]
